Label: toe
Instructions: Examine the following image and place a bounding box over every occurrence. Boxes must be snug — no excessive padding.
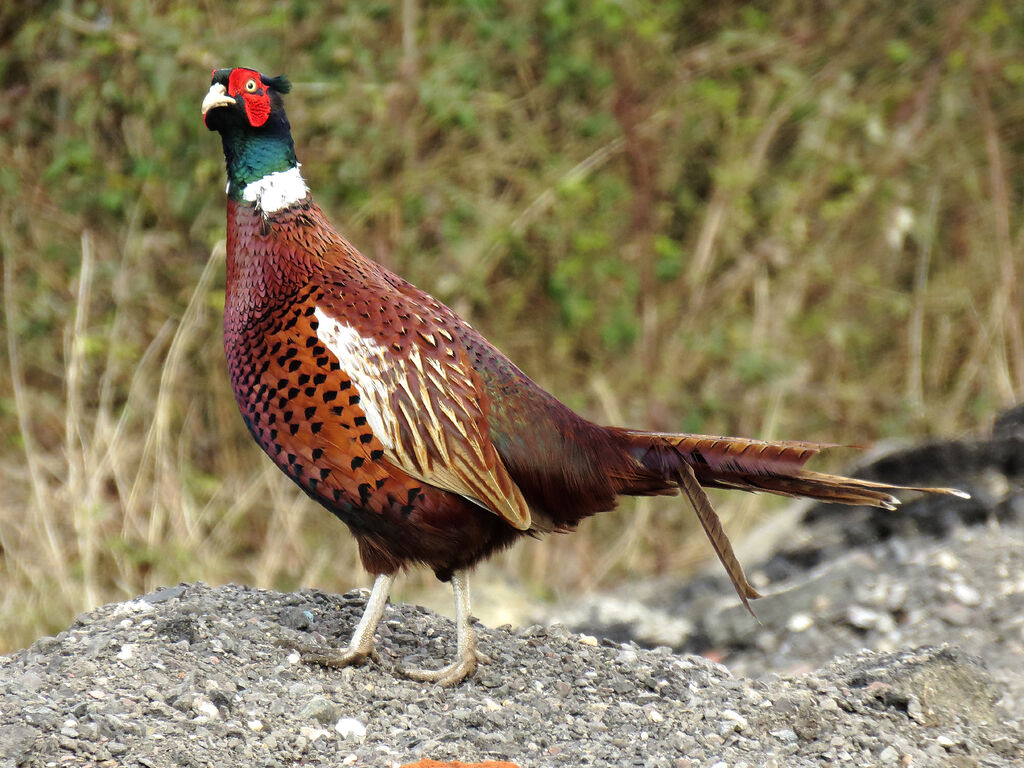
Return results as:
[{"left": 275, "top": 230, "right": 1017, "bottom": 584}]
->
[
  {"left": 299, "top": 645, "right": 372, "bottom": 670},
  {"left": 399, "top": 654, "right": 478, "bottom": 686}
]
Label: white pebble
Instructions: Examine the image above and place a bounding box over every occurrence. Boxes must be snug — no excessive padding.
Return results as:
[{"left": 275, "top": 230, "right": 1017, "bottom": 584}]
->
[
  {"left": 906, "top": 696, "right": 926, "bottom": 724},
  {"left": 846, "top": 605, "right": 882, "bottom": 630},
  {"left": 787, "top": 613, "right": 814, "bottom": 632},
  {"left": 116, "top": 644, "right": 135, "bottom": 661},
  {"left": 879, "top": 745, "right": 899, "bottom": 764},
  {"left": 111, "top": 599, "right": 155, "bottom": 617},
  {"left": 935, "top": 551, "right": 959, "bottom": 570},
  {"left": 195, "top": 699, "right": 220, "bottom": 719},
  {"left": 335, "top": 717, "right": 367, "bottom": 740},
  {"left": 952, "top": 583, "right": 981, "bottom": 606},
  {"left": 720, "top": 708, "right": 748, "bottom": 732},
  {"left": 247, "top": 719, "right": 263, "bottom": 731},
  {"left": 483, "top": 698, "right": 501, "bottom": 712}
]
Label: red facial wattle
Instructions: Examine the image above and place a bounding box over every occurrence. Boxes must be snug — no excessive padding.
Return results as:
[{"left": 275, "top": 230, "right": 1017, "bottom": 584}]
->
[{"left": 227, "top": 68, "right": 272, "bottom": 128}]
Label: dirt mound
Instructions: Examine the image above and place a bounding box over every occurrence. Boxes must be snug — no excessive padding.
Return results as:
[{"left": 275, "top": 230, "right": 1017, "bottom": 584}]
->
[{"left": 1, "top": 578, "right": 1021, "bottom": 767}]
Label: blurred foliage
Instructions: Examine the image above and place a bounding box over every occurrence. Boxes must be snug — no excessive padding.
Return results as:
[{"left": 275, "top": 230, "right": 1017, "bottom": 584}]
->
[{"left": 0, "top": 0, "right": 1022, "bottom": 651}]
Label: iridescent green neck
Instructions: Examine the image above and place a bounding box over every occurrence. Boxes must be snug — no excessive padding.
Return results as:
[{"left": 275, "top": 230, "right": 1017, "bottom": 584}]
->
[{"left": 220, "top": 127, "right": 299, "bottom": 201}]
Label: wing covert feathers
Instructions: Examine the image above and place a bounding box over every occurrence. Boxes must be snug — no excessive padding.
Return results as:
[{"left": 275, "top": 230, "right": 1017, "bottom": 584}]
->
[
  {"left": 315, "top": 290, "right": 533, "bottom": 531},
  {"left": 378, "top": 343, "right": 533, "bottom": 530}
]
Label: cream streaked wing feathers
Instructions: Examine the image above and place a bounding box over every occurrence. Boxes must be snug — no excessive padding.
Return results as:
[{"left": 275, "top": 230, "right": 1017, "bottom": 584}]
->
[{"left": 314, "top": 307, "right": 532, "bottom": 530}]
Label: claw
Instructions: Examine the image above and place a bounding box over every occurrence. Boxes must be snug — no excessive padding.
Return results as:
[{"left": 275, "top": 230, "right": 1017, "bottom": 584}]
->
[
  {"left": 300, "top": 644, "right": 374, "bottom": 669},
  {"left": 298, "top": 638, "right": 382, "bottom": 669}
]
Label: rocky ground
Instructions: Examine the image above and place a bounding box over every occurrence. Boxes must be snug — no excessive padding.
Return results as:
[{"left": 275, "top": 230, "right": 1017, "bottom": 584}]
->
[{"left": 1, "top": 407, "right": 1022, "bottom": 767}]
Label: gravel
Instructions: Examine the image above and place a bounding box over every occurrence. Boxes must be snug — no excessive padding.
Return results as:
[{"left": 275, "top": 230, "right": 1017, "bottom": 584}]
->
[
  {"left": 1, "top": 581, "right": 1021, "bottom": 767},
  {"left": 1, "top": 406, "right": 1022, "bottom": 767}
]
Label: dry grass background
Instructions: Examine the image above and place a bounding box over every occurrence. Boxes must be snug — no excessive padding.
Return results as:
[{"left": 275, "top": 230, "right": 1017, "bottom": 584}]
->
[{"left": 0, "top": 0, "right": 1021, "bottom": 652}]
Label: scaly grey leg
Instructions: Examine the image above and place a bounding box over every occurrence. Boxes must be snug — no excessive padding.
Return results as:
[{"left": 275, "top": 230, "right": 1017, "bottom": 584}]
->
[
  {"left": 301, "top": 572, "right": 395, "bottom": 668},
  {"left": 400, "top": 569, "right": 489, "bottom": 686}
]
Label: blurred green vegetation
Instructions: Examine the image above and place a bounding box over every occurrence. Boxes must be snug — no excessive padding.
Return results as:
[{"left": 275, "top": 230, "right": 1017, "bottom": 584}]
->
[{"left": 1, "top": 0, "right": 1021, "bottom": 651}]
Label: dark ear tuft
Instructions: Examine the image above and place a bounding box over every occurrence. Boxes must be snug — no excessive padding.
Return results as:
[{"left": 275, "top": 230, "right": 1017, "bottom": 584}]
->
[{"left": 264, "top": 74, "right": 291, "bottom": 94}]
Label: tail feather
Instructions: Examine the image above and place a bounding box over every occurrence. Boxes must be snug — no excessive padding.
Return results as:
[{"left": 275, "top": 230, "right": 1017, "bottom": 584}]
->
[
  {"left": 623, "top": 429, "right": 967, "bottom": 506},
  {"left": 619, "top": 429, "right": 969, "bottom": 612},
  {"left": 676, "top": 461, "right": 762, "bottom": 615}
]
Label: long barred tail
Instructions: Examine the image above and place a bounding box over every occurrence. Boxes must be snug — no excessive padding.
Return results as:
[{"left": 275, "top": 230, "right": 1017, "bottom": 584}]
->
[{"left": 620, "top": 429, "right": 969, "bottom": 613}]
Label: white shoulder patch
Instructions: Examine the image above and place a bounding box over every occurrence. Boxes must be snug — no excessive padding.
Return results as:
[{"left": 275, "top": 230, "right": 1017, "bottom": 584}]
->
[
  {"left": 313, "top": 307, "right": 395, "bottom": 451},
  {"left": 242, "top": 165, "right": 309, "bottom": 215}
]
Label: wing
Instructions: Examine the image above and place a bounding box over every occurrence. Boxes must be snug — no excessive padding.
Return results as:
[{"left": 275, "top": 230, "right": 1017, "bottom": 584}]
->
[{"left": 311, "top": 284, "right": 533, "bottom": 531}]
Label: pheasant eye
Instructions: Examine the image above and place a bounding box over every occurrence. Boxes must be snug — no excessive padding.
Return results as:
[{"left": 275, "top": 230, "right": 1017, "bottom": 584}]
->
[{"left": 245, "top": 79, "right": 258, "bottom": 93}]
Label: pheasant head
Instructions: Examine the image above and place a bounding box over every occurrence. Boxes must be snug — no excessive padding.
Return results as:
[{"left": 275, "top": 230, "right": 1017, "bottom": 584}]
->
[{"left": 202, "top": 68, "right": 307, "bottom": 212}]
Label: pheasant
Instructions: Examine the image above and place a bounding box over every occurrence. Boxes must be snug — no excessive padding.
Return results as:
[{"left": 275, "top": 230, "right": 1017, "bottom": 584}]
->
[{"left": 202, "top": 68, "right": 967, "bottom": 685}]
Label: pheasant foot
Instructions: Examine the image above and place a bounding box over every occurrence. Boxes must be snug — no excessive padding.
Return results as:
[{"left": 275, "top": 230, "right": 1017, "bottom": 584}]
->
[
  {"left": 398, "top": 569, "right": 486, "bottom": 686},
  {"left": 300, "top": 643, "right": 377, "bottom": 669},
  {"left": 299, "top": 572, "right": 394, "bottom": 671},
  {"left": 400, "top": 647, "right": 489, "bottom": 686}
]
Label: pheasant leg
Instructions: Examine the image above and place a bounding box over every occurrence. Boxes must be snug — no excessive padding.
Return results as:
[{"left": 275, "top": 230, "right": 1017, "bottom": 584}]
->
[
  {"left": 400, "top": 569, "right": 489, "bottom": 686},
  {"left": 301, "top": 572, "right": 395, "bottom": 668}
]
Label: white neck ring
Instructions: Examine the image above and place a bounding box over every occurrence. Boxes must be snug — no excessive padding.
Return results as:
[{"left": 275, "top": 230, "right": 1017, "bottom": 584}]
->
[{"left": 241, "top": 165, "right": 308, "bottom": 214}]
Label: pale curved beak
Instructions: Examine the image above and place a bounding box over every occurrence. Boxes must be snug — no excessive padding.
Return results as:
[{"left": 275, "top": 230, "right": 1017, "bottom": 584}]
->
[{"left": 202, "top": 83, "right": 235, "bottom": 116}]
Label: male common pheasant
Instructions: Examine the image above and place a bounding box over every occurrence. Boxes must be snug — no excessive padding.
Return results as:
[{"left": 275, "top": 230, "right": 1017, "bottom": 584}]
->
[{"left": 203, "top": 68, "right": 966, "bottom": 685}]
